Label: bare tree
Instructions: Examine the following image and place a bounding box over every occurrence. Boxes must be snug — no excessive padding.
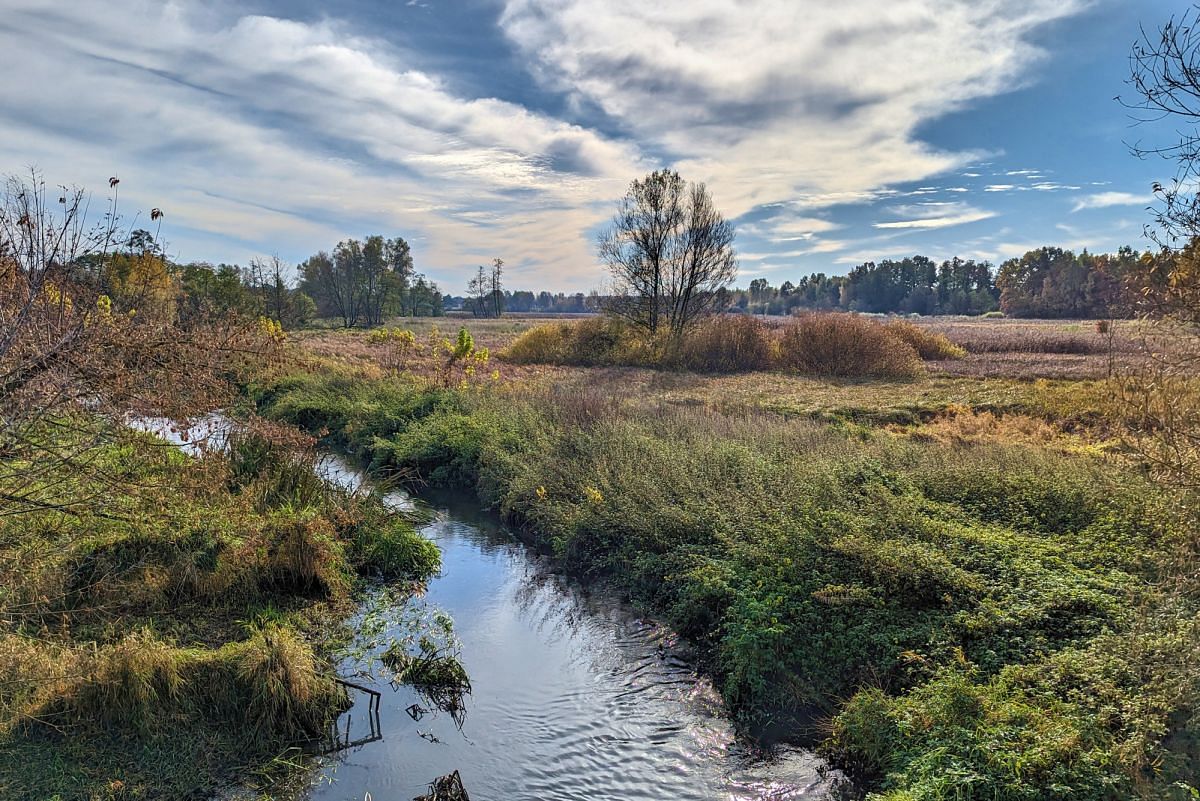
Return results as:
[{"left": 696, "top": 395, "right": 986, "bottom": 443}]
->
[
  {"left": 467, "top": 265, "right": 489, "bottom": 318},
  {"left": 1123, "top": 5, "right": 1200, "bottom": 246},
  {"left": 250, "top": 254, "right": 291, "bottom": 325},
  {"left": 598, "top": 169, "right": 736, "bottom": 335},
  {"left": 490, "top": 257, "right": 504, "bottom": 319}
]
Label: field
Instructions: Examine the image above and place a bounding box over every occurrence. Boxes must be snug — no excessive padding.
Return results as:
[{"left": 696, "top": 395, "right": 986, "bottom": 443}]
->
[{"left": 252, "top": 312, "right": 1200, "bottom": 801}]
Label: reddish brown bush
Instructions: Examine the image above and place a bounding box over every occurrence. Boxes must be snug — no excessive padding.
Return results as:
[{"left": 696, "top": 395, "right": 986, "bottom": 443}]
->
[
  {"left": 669, "top": 315, "right": 776, "bottom": 372},
  {"left": 779, "top": 313, "right": 924, "bottom": 379}
]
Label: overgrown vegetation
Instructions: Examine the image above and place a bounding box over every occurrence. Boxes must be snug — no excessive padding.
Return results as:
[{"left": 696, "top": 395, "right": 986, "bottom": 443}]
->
[
  {"left": 0, "top": 423, "right": 441, "bottom": 799},
  {"left": 503, "top": 312, "right": 963, "bottom": 379},
  {"left": 254, "top": 363, "right": 1200, "bottom": 801}
]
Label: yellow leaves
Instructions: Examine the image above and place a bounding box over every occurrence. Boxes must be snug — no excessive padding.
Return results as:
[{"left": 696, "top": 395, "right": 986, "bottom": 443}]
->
[
  {"left": 583, "top": 486, "right": 604, "bottom": 504},
  {"left": 258, "top": 316, "right": 286, "bottom": 343},
  {"left": 535, "top": 485, "right": 547, "bottom": 501},
  {"left": 41, "top": 281, "right": 73, "bottom": 312}
]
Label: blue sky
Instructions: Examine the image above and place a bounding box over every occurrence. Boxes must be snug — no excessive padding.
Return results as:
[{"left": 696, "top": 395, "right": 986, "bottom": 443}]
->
[{"left": 0, "top": 0, "right": 1190, "bottom": 292}]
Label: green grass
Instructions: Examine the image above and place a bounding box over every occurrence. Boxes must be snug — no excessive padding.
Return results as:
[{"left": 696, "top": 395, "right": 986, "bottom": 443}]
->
[
  {"left": 0, "top": 423, "right": 441, "bottom": 800},
  {"left": 253, "top": 367, "right": 1200, "bottom": 800}
]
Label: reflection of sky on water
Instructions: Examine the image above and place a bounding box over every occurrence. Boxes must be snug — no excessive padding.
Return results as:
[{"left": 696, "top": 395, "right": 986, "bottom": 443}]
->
[{"left": 310, "top": 459, "right": 840, "bottom": 801}]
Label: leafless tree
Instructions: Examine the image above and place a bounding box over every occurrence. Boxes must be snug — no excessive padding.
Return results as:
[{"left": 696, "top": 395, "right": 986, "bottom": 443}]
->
[
  {"left": 598, "top": 169, "right": 736, "bottom": 335},
  {"left": 1123, "top": 4, "right": 1200, "bottom": 246}
]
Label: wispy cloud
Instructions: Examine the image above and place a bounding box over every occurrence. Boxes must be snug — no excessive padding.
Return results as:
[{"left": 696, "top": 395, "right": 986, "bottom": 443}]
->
[
  {"left": 0, "top": 0, "right": 1097, "bottom": 289},
  {"left": 874, "top": 202, "right": 997, "bottom": 230},
  {"left": 1072, "top": 191, "right": 1149, "bottom": 212}
]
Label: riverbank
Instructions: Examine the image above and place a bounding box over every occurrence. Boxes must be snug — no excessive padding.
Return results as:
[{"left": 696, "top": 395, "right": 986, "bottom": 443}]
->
[
  {"left": 253, "top": 358, "right": 1200, "bottom": 800},
  {"left": 0, "top": 419, "right": 440, "bottom": 799}
]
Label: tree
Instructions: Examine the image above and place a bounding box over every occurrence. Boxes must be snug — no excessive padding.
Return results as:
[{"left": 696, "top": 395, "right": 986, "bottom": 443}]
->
[
  {"left": 490, "top": 258, "right": 504, "bottom": 318},
  {"left": 0, "top": 170, "right": 261, "bottom": 517},
  {"left": 599, "top": 169, "right": 736, "bottom": 335},
  {"left": 1124, "top": 6, "right": 1200, "bottom": 247},
  {"left": 467, "top": 265, "right": 490, "bottom": 318}
]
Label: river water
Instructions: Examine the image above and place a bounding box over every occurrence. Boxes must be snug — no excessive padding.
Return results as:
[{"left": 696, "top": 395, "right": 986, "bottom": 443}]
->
[{"left": 308, "top": 454, "right": 838, "bottom": 801}]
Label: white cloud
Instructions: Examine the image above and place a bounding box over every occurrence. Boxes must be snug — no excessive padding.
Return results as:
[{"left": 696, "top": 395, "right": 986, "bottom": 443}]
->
[
  {"left": 1072, "top": 191, "right": 1149, "bottom": 212},
  {"left": 874, "top": 202, "right": 996, "bottom": 230},
  {"left": 0, "top": 0, "right": 1094, "bottom": 289},
  {"left": 0, "top": 1, "right": 646, "bottom": 289},
  {"left": 501, "top": 0, "right": 1087, "bottom": 219}
]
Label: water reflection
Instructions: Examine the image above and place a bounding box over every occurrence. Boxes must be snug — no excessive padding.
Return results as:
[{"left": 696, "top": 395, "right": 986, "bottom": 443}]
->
[{"left": 310, "top": 455, "right": 839, "bottom": 801}]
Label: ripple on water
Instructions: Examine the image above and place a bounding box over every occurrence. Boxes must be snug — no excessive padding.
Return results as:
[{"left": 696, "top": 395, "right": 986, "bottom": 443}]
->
[{"left": 307, "top": 459, "right": 841, "bottom": 801}]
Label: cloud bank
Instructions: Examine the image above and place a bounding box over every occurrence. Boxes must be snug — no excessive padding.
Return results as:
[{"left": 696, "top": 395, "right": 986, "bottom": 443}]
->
[{"left": 0, "top": 0, "right": 1094, "bottom": 289}]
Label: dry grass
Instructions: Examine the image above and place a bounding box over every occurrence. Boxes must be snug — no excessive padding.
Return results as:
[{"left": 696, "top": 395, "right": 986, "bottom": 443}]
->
[
  {"left": 780, "top": 313, "right": 923, "bottom": 379},
  {"left": 884, "top": 319, "right": 967, "bottom": 360}
]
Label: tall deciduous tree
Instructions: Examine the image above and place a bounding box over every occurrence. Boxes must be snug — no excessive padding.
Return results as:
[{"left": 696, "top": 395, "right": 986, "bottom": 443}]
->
[{"left": 599, "top": 169, "right": 736, "bottom": 335}]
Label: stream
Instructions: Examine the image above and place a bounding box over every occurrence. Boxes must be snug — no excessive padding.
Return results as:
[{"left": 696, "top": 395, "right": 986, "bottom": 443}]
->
[
  {"left": 309, "top": 454, "right": 839, "bottom": 801},
  {"left": 133, "top": 416, "right": 839, "bottom": 800}
]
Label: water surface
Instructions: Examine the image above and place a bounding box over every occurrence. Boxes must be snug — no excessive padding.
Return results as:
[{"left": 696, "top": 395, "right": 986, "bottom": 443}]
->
[{"left": 310, "top": 455, "right": 837, "bottom": 801}]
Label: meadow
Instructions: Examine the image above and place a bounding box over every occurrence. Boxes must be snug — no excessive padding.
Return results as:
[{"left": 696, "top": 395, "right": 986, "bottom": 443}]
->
[{"left": 250, "top": 312, "right": 1200, "bottom": 801}]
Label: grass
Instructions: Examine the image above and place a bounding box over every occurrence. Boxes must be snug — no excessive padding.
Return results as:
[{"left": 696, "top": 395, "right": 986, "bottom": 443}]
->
[
  {"left": 0, "top": 421, "right": 442, "bottom": 800},
  {"left": 252, "top": 356, "right": 1200, "bottom": 801}
]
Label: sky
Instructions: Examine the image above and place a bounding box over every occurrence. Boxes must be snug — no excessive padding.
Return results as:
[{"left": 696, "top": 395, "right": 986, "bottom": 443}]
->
[{"left": 0, "top": 0, "right": 1192, "bottom": 293}]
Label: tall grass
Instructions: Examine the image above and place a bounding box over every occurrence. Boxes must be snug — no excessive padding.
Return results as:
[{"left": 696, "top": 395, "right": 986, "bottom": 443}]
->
[
  {"left": 0, "top": 418, "right": 442, "bottom": 798},
  {"left": 254, "top": 368, "right": 1197, "bottom": 800}
]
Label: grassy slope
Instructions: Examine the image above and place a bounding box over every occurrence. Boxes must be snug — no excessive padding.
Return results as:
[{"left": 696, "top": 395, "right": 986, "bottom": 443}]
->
[
  {"left": 252, "top": 363, "right": 1199, "bottom": 801},
  {"left": 0, "top": 425, "right": 439, "bottom": 800}
]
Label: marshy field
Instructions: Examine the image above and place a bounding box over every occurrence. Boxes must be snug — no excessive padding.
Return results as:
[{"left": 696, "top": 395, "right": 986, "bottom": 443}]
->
[
  {"left": 238, "top": 311, "right": 1197, "bottom": 801},
  {"left": 5, "top": 302, "right": 1200, "bottom": 801}
]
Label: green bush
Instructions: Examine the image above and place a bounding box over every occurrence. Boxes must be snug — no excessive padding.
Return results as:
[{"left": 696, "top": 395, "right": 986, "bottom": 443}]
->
[{"left": 351, "top": 516, "right": 440, "bottom": 580}]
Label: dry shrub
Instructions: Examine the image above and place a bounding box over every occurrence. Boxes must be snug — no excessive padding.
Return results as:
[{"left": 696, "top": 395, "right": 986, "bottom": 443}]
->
[
  {"left": 504, "top": 317, "right": 652, "bottom": 367},
  {"left": 503, "top": 322, "right": 570, "bottom": 364},
  {"left": 884, "top": 320, "right": 967, "bottom": 360},
  {"left": 669, "top": 315, "right": 776, "bottom": 372},
  {"left": 779, "top": 313, "right": 924, "bottom": 379}
]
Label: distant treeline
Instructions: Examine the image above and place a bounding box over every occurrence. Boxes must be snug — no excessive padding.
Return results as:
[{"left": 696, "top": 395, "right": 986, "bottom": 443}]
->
[
  {"left": 444, "top": 290, "right": 596, "bottom": 314},
  {"left": 180, "top": 243, "right": 1167, "bottom": 324},
  {"left": 723, "top": 246, "right": 1151, "bottom": 318},
  {"left": 178, "top": 234, "right": 446, "bottom": 329}
]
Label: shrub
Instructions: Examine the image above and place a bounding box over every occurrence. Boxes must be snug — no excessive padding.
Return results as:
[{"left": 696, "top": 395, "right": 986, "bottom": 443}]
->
[
  {"left": 885, "top": 319, "right": 967, "bottom": 360},
  {"left": 351, "top": 516, "right": 440, "bottom": 580},
  {"left": 668, "top": 315, "right": 776, "bottom": 372},
  {"left": 779, "top": 313, "right": 924, "bottom": 379},
  {"left": 503, "top": 322, "right": 570, "bottom": 364}
]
